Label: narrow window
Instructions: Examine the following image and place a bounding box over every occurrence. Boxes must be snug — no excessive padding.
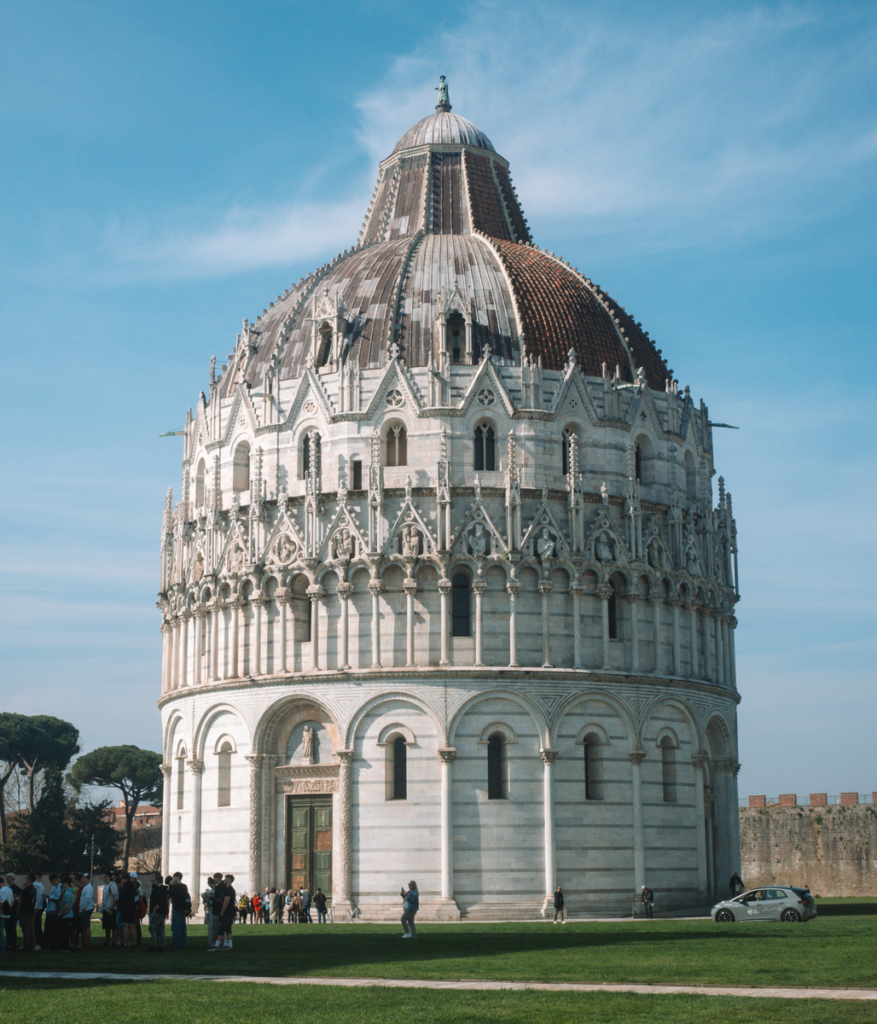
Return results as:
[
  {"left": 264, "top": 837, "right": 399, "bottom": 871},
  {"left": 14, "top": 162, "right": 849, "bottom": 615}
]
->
[
  {"left": 583, "top": 733, "right": 604, "bottom": 801},
  {"left": 177, "top": 815, "right": 182, "bottom": 843},
  {"left": 176, "top": 753, "right": 186, "bottom": 810},
  {"left": 608, "top": 591, "right": 618, "bottom": 640},
  {"left": 195, "top": 459, "right": 206, "bottom": 507},
  {"left": 217, "top": 742, "right": 232, "bottom": 807},
  {"left": 385, "top": 424, "right": 407, "bottom": 467},
  {"left": 233, "top": 442, "right": 250, "bottom": 493},
  {"left": 392, "top": 737, "right": 407, "bottom": 800},
  {"left": 351, "top": 459, "right": 362, "bottom": 490},
  {"left": 474, "top": 424, "right": 496, "bottom": 472},
  {"left": 452, "top": 573, "right": 470, "bottom": 637},
  {"left": 635, "top": 444, "right": 643, "bottom": 485},
  {"left": 448, "top": 312, "right": 465, "bottom": 363},
  {"left": 316, "top": 323, "right": 332, "bottom": 367},
  {"left": 487, "top": 734, "right": 504, "bottom": 799},
  {"left": 302, "top": 433, "right": 321, "bottom": 477},
  {"left": 685, "top": 451, "right": 697, "bottom": 497},
  {"left": 661, "top": 737, "right": 677, "bottom": 803}
]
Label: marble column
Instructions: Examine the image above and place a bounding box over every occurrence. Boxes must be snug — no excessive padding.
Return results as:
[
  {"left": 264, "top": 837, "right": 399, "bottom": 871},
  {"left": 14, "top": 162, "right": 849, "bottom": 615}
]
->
[
  {"left": 179, "top": 612, "right": 190, "bottom": 687},
  {"left": 713, "top": 763, "right": 730, "bottom": 890},
  {"left": 628, "top": 750, "right": 646, "bottom": 892},
  {"left": 650, "top": 596, "right": 662, "bottom": 674},
  {"left": 671, "top": 599, "right": 681, "bottom": 675},
  {"left": 541, "top": 749, "right": 558, "bottom": 911},
  {"left": 192, "top": 609, "right": 203, "bottom": 685},
  {"left": 230, "top": 600, "right": 241, "bottom": 678},
  {"left": 337, "top": 583, "right": 352, "bottom": 670},
  {"left": 629, "top": 594, "right": 640, "bottom": 673},
  {"left": 404, "top": 577, "right": 418, "bottom": 667},
  {"left": 210, "top": 601, "right": 220, "bottom": 682},
  {"left": 369, "top": 580, "right": 383, "bottom": 668},
  {"left": 692, "top": 753, "right": 709, "bottom": 893},
  {"left": 728, "top": 616, "right": 738, "bottom": 688},
  {"left": 169, "top": 620, "right": 179, "bottom": 690},
  {"left": 307, "top": 586, "right": 323, "bottom": 671},
  {"left": 161, "top": 624, "right": 171, "bottom": 692},
  {"left": 437, "top": 747, "right": 460, "bottom": 918},
  {"left": 702, "top": 609, "right": 712, "bottom": 682},
  {"left": 688, "top": 604, "right": 699, "bottom": 678},
  {"left": 333, "top": 750, "right": 355, "bottom": 915},
  {"left": 473, "top": 580, "right": 487, "bottom": 666},
  {"left": 599, "top": 584, "right": 612, "bottom": 669},
  {"left": 438, "top": 578, "right": 451, "bottom": 667},
  {"left": 245, "top": 754, "right": 264, "bottom": 893},
  {"left": 727, "top": 759, "right": 742, "bottom": 877},
  {"left": 160, "top": 764, "right": 172, "bottom": 874},
  {"left": 539, "top": 582, "right": 553, "bottom": 668},
  {"left": 253, "top": 594, "right": 263, "bottom": 676},
  {"left": 714, "top": 612, "right": 724, "bottom": 685},
  {"left": 187, "top": 757, "right": 204, "bottom": 901},
  {"left": 276, "top": 589, "right": 289, "bottom": 674},
  {"left": 506, "top": 580, "right": 520, "bottom": 668},
  {"left": 570, "top": 585, "right": 583, "bottom": 669}
]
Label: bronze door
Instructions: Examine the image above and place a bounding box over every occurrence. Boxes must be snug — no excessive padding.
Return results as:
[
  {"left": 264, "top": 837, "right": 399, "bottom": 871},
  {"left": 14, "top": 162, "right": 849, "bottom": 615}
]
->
[{"left": 286, "top": 796, "right": 332, "bottom": 897}]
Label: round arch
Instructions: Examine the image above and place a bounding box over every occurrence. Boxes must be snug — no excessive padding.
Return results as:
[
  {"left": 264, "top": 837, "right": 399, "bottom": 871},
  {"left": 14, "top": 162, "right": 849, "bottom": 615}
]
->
[
  {"left": 551, "top": 689, "right": 639, "bottom": 749},
  {"left": 448, "top": 689, "right": 549, "bottom": 749},
  {"left": 345, "top": 691, "right": 445, "bottom": 750}
]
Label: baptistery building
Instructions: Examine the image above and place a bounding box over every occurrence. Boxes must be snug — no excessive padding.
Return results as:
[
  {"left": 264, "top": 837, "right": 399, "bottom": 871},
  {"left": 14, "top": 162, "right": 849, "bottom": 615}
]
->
[{"left": 158, "top": 85, "right": 742, "bottom": 918}]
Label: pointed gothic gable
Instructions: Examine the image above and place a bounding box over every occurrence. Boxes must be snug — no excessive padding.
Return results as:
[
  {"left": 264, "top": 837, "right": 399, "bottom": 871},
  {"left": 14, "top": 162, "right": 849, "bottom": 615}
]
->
[
  {"left": 681, "top": 527, "right": 704, "bottom": 577},
  {"left": 449, "top": 495, "right": 510, "bottom": 558},
  {"left": 281, "top": 368, "right": 336, "bottom": 433},
  {"left": 362, "top": 354, "right": 423, "bottom": 420},
  {"left": 317, "top": 499, "right": 369, "bottom": 563},
  {"left": 549, "top": 363, "right": 601, "bottom": 426},
  {"left": 585, "top": 505, "right": 629, "bottom": 564},
  {"left": 627, "top": 386, "right": 666, "bottom": 438},
  {"left": 520, "top": 497, "right": 572, "bottom": 561},
  {"left": 384, "top": 494, "right": 438, "bottom": 558},
  {"left": 457, "top": 354, "right": 515, "bottom": 417},
  {"left": 262, "top": 505, "right": 306, "bottom": 567},
  {"left": 221, "top": 383, "right": 260, "bottom": 446},
  {"left": 217, "top": 518, "right": 250, "bottom": 576},
  {"left": 643, "top": 515, "right": 673, "bottom": 572}
]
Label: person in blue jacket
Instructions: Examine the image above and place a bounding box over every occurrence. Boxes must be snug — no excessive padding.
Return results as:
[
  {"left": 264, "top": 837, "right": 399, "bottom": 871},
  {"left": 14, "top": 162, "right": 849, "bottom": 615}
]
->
[{"left": 399, "top": 881, "right": 419, "bottom": 939}]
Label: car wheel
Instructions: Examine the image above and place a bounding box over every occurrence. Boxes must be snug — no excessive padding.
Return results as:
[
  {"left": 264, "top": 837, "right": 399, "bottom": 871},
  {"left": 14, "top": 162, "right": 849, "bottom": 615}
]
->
[
  {"left": 716, "top": 909, "right": 734, "bottom": 922},
  {"left": 781, "top": 909, "right": 800, "bottom": 923}
]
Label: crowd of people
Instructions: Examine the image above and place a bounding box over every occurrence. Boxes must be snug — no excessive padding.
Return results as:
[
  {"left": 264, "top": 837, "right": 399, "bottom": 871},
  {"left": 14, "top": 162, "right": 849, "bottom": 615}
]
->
[{"left": 223, "top": 885, "right": 330, "bottom": 926}]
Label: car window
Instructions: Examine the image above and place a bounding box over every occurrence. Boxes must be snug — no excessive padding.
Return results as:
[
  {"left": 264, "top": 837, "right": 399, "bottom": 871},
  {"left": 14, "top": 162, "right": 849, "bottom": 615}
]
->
[{"left": 768, "top": 889, "right": 787, "bottom": 900}]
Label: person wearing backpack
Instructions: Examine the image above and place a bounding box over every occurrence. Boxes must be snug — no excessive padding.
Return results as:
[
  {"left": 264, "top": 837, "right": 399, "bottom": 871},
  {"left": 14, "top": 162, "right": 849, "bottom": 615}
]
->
[
  {"left": 56, "top": 875, "right": 76, "bottom": 952},
  {"left": 0, "top": 876, "right": 14, "bottom": 954},
  {"left": 147, "top": 874, "right": 170, "bottom": 952},
  {"left": 168, "top": 872, "right": 190, "bottom": 949},
  {"left": 18, "top": 875, "right": 38, "bottom": 952},
  {"left": 313, "top": 888, "right": 328, "bottom": 925},
  {"left": 117, "top": 874, "right": 138, "bottom": 947}
]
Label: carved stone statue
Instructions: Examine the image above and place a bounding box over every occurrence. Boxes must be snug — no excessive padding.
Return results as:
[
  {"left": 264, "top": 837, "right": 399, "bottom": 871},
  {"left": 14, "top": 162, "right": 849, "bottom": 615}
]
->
[
  {"left": 275, "top": 534, "right": 295, "bottom": 564},
  {"left": 687, "top": 547, "right": 699, "bottom": 574},
  {"left": 401, "top": 524, "right": 420, "bottom": 559},
  {"left": 435, "top": 76, "right": 450, "bottom": 108},
  {"left": 192, "top": 551, "right": 204, "bottom": 582},
  {"left": 596, "top": 532, "right": 614, "bottom": 562},
  {"left": 536, "top": 527, "right": 555, "bottom": 562},
  {"left": 601, "top": 481, "right": 609, "bottom": 505},
  {"left": 333, "top": 528, "right": 354, "bottom": 562},
  {"left": 228, "top": 543, "right": 244, "bottom": 573},
  {"left": 469, "top": 522, "right": 487, "bottom": 560},
  {"left": 301, "top": 725, "right": 315, "bottom": 765}
]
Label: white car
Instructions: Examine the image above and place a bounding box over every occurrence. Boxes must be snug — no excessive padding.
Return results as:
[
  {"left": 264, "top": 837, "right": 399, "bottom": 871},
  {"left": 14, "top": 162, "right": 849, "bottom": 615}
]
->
[{"left": 711, "top": 886, "right": 817, "bottom": 923}]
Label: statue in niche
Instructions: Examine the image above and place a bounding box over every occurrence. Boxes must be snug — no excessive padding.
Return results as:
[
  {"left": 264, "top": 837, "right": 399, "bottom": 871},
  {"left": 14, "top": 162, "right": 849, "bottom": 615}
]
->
[
  {"left": 401, "top": 524, "right": 420, "bottom": 559},
  {"left": 686, "top": 547, "right": 699, "bottom": 574},
  {"left": 601, "top": 481, "right": 609, "bottom": 505},
  {"left": 536, "top": 527, "right": 555, "bottom": 562},
  {"left": 192, "top": 551, "right": 204, "bottom": 582},
  {"left": 596, "top": 532, "right": 614, "bottom": 563},
  {"left": 275, "top": 534, "right": 295, "bottom": 564},
  {"left": 469, "top": 522, "right": 488, "bottom": 560},
  {"left": 333, "top": 529, "right": 353, "bottom": 562},
  {"left": 227, "top": 543, "right": 244, "bottom": 574},
  {"left": 301, "top": 725, "right": 315, "bottom": 765}
]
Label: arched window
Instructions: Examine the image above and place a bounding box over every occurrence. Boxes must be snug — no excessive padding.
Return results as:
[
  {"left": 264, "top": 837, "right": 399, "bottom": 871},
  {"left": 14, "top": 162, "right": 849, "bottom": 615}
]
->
[
  {"left": 447, "top": 311, "right": 465, "bottom": 363},
  {"left": 583, "top": 732, "right": 604, "bottom": 800},
  {"left": 685, "top": 451, "right": 697, "bottom": 498},
  {"left": 301, "top": 432, "right": 321, "bottom": 477},
  {"left": 177, "top": 815, "right": 182, "bottom": 844},
  {"left": 635, "top": 443, "right": 643, "bottom": 485},
  {"left": 384, "top": 424, "right": 407, "bottom": 467},
  {"left": 474, "top": 423, "right": 495, "bottom": 471},
  {"left": 487, "top": 734, "right": 505, "bottom": 799},
  {"left": 391, "top": 736, "right": 407, "bottom": 800},
  {"left": 316, "top": 323, "right": 332, "bottom": 367},
  {"left": 350, "top": 458, "right": 362, "bottom": 490},
  {"left": 176, "top": 748, "right": 187, "bottom": 810},
  {"left": 292, "top": 576, "right": 311, "bottom": 641},
  {"left": 452, "top": 573, "right": 471, "bottom": 636},
  {"left": 660, "top": 736, "right": 677, "bottom": 803},
  {"left": 217, "top": 741, "right": 232, "bottom": 807},
  {"left": 195, "top": 459, "right": 206, "bottom": 507},
  {"left": 608, "top": 590, "right": 619, "bottom": 640},
  {"left": 233, "top": 442, "right": 250, "bottom": 493}
]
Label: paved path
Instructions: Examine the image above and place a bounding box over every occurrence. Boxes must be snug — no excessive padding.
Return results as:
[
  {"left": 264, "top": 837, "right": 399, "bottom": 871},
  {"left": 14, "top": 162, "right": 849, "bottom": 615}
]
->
[{"left": 4, "top": 971, "right": 877, "bottom": 1001}]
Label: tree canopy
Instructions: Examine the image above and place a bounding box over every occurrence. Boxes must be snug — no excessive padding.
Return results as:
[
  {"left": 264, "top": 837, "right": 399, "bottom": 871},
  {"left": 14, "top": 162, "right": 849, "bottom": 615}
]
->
[{"left": 68, "top": 745, "right": 163, "bottom": 871}]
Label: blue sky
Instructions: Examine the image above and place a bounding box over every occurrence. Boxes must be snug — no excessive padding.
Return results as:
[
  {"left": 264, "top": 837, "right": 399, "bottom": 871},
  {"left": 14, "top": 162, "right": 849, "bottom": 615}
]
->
[{"left": 2, "top": 0, "right": 875, "bottom": 800}]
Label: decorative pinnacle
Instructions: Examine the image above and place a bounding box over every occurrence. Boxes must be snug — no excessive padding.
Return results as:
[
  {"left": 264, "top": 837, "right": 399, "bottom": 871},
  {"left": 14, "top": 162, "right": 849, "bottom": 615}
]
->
[{"left": 435, "top": 76, "right": 451, "bottom": 112}]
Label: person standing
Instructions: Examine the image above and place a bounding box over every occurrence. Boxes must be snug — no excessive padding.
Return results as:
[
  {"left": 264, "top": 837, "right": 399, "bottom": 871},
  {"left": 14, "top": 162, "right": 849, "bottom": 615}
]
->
[
  {"left": 641, "top": 885, "right": 654, "bottom": 919},
  {"left": 169, "top": 872, "right": 190, "bottom": 949},
  {"left": 399, "top": 881, "right": 419, "bottom": 939},
  {"left": 270, "top": 888, "right": 281, "bottom": 925},
  {"left": 32, "top": 872, "right": 46, "bottom": 950},
  {"left": 79, "top": 873, "right": 95, "bottom": 950},
  {"left": 209, "top": 875, "right": 226, "bottom": 950},
  {"left": 56, "top": 875, "right": 76, "bottom": 951},
  {"left": 313, "top": 888, "right": 328, "bottom": 925},
  {"left": 147, "top": 874, "right": 169, "bottom": 952},
  {"left": 42, "top": 874, "right": 60, "bottom": 952},
  {"left": 118, "top": 874, "right": 138, "bottom": 947},
  {"left": 100, "top": 872, "right": 119, "bottom": 947},
  {"left": 300, "top": 886, "right": 312, "bottom": 924},
  {"left": 18, "top": 875, "right": 37, "bottom": 952},
  {"left": 553, "top": 885, "right": 565, "bottom": 923},
  {"left": 4, "top": 875, "right": 21, "bottom": 951},
  {"left": 0, "top": 876, "right": 14, "bottom": 955},
  {"left": 291, "top": 889, "right": 302, "bottom": 923},
  {"left": 217, "top": 874, "right": 236, "bottom": 951},
  {"left": 729, "top": 872, "right": 744, "bottom": 897}
]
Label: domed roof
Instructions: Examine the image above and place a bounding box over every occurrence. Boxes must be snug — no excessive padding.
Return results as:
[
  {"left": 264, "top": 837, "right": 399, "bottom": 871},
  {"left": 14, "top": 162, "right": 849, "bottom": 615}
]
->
[
  {"left": 224, "top": 85, "right": 674, "bottom": 395},
  {"left": 392, "top": 111, "right": 495, "bottom": 154}
]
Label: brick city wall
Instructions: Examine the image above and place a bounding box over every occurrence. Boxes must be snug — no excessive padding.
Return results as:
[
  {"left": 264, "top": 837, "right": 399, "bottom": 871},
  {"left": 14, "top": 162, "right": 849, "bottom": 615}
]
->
[{"left": 740, "top": 802, "right": 877, "bottom": 897}]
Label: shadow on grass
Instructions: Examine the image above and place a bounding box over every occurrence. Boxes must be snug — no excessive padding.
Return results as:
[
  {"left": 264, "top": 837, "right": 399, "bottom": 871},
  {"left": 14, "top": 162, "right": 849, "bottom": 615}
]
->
[{"left": 816, "top": 901, "right": 877, "bottom": 917}]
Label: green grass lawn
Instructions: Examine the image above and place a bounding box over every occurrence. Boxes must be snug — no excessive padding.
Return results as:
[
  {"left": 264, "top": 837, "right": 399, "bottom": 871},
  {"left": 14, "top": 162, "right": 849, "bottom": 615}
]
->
[
  {"left": 1, "top": 900, "right": 875, "bottom": 990},
  {"left": 1, "top": 979, "right": 877, "bottom": 1024}
]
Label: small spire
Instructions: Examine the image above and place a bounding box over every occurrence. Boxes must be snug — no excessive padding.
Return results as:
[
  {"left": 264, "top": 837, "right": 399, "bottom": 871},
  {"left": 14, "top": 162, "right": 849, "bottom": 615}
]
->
[{"left": 435, "top": 75, "right": 451, "bottom": 112}]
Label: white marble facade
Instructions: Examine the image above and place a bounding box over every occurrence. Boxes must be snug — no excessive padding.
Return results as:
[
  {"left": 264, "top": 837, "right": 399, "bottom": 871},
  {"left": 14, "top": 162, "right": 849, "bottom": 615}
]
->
[{"left": 158, "top": 99, "right": 741, "bottom": 918}]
